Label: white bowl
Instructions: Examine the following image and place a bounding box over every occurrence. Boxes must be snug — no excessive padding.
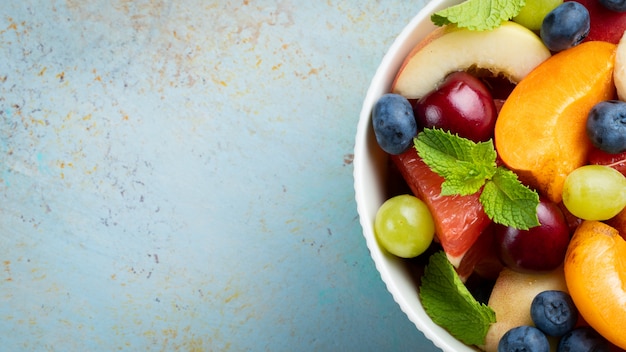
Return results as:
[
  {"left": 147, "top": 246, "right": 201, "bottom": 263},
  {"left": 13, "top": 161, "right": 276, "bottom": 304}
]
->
[{"left": 353, "top": 0, "right": 479, "bottom": 351}]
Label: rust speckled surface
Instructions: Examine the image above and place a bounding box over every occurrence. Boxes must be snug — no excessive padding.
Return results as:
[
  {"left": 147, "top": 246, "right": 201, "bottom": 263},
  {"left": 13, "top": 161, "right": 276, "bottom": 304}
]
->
[{"left": 1, "top": 1, "right": 441, "bottom": 350}]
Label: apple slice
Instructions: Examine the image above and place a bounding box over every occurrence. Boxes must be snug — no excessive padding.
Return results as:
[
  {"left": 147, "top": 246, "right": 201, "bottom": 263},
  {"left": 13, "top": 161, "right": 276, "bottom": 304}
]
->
[
  {"left": 483, "top": 267, "right": 568, "bottom": 352},
  {"left": 614, "top": 31, "right": 626, "bottom": 101},
  {"left": 392, "top": 21, "right": 551, "bottom": 99}
]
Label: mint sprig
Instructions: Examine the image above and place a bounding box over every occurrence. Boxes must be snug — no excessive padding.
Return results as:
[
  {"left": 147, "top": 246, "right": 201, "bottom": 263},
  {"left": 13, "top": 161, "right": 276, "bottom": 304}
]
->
[
  {"left": 431, "top": 0, "right": 526, "bottom": 31},
  {"left": 414, "top": 128, "right": 539, "bottom": 230},
  {"left": 481, "top": 167, "right": 542, "bottom": 230},
  {"left": 420, "top": 251, "right": 496, "bottom": 346}
]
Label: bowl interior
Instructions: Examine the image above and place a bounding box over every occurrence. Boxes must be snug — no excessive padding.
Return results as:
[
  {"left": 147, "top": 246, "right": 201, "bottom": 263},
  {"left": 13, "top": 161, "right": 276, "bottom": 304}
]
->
[{"left": 353, "top": 0, "right": 482, "bottom": 351}]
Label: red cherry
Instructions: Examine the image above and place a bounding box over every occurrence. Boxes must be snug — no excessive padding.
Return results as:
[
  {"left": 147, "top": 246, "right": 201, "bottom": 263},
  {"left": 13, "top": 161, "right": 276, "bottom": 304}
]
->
[
  {"left": 414, "top": 71, "right": 497, "bottom": 142},
  {"left": 494, "top": 198, "right": 571, "bottom": 273}
]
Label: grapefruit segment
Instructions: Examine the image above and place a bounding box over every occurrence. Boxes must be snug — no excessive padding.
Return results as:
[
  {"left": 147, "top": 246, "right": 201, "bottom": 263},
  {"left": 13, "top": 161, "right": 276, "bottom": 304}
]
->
[
  {"left": 495, "top": 41, "right": 616, "bottom": 203},
  {"left": 390, "top": 148, "right": 492, "bottom": 267}
]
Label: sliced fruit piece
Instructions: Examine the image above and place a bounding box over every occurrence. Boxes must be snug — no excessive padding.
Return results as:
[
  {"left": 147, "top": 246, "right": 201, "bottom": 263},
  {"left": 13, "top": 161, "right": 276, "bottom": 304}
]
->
[
  {"left": 483, "top": 267, "right": 568, "bottom": 352},
  {"left": 570, "top": 0, "right": 626, "bottom": 44},
  {"left": 494, "top": 41, "right": 616, "bottom": 203},
  {"left": 614, "top": 31, "right": 626, "bottom": 101},
  {"left": 390, "top": 147, "right": 492, "bottom": 267},
  {"left": 564, "top": 221, "right": 626, "bottom": 349},
  {"left": 391, "top": 21, "right": 551, "bottom": 99}
]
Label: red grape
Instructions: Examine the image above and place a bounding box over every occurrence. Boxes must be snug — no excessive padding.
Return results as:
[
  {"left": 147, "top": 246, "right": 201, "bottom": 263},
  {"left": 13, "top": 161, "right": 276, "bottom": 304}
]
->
[
  {"left": 494, "top": 197, "right": 570, "bottom": 273},
  {"left": 414, "top": 71, "right": 497, "bottom": 142}
]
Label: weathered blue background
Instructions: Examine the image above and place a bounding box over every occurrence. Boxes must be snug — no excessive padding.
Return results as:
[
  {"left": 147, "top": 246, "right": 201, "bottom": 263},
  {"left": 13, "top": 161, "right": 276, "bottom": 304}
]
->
[{"left": 1, "top": 1, "right": 441, "bottom": 350}]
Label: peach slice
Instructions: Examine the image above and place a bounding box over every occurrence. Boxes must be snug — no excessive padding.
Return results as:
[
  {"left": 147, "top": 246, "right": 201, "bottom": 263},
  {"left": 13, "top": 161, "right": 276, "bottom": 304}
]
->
[
  {"left": 391, "top": 21, "right": 551, "bottom": 99},
  {"left": 495, "top": 41, "right": 616, "bottom": 203},
  {"left": 564, "top": 220, "right": 626, "bottom": 349},
  {"left": 483, "top": 267, "right": 568, "bottom": 352}
]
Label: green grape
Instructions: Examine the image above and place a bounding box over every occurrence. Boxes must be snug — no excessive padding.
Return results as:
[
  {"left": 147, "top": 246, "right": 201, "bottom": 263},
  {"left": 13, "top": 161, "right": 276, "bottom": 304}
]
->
[
  {"left": 513, "top": 0, "right": 563, "bottom": 31},
  {"left": 374, "top": 194, "right": 435, "bottom": 258},
  {"left": 562, "top": 165, "right": 626, "bottom": 221}
]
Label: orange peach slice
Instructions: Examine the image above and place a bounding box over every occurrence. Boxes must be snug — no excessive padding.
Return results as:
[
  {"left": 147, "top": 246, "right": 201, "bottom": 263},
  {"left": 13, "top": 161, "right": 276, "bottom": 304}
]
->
[
  {"left": 495, "top": 41, "right": 616, "bottom": 203},
  {"left": 564, "top": 220, "right": 626, "bottom": 349}
]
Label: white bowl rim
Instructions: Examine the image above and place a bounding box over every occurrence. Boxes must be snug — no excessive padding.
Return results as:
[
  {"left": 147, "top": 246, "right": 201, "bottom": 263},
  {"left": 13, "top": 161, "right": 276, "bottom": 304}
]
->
[{"left": 353, "top": 0, "right": 480, "bottom": 351}]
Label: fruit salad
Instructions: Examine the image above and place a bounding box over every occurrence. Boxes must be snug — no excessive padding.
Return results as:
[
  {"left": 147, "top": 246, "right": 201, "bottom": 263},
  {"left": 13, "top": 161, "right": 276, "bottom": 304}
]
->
[{"left": 368, "top": 0, "right": 626, "bottom": 350}]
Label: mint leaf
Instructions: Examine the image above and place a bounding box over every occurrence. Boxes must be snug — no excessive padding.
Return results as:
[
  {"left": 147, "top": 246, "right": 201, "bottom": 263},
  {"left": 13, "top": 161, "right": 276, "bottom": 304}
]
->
[
  {"left": 414, "top": 128, "right": 540, "bottom": 230},
  {"left": 431, "top": 0, "right": 526, "bottom": 31},
  {"left": 420, "top": 251, "right": 496, "bottom": 346},
  {"left": 481, "top": 167, "right": 540, "bottom": 230},
  {"left": 414, "top": 128, "right": 496, "bottom": 196}
]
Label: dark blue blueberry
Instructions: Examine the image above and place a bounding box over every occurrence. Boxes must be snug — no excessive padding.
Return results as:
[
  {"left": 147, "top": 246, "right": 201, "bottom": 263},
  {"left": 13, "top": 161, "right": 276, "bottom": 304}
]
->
[
  {"left": 498, "top": 326, "right": 550, "bottom": 352},
  {"left": 530, "top": 290, "right": 578, "bottom": 337},
  {"left": 372, "top": 93, "right": 417, "bottom": 155},
  {"left": 587, "top": 100, "right": 626, "bottom": 154},
  {"left": 540, "top": 2, "right": 590, "bottom": 52},
  {"left": 599, "top": 0, "right": 626, "bottom": 12},
  {"left": 557, "top": 327, "right": 610, "bottom": 352}
]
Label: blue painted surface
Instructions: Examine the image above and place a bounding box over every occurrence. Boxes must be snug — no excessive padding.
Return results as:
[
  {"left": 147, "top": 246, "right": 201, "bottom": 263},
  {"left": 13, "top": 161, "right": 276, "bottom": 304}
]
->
[{"left": 1, "top": 1, "right": 442, "bottom": 351}]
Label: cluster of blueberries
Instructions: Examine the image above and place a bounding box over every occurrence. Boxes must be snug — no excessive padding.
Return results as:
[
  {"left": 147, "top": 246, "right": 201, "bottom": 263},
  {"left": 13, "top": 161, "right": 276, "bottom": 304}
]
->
[
  {"left": 498, "top": 290, "right": 610, "bottom": 352},
  {"left": 514, "top": 0, "right": 626, "bottom": 155}
]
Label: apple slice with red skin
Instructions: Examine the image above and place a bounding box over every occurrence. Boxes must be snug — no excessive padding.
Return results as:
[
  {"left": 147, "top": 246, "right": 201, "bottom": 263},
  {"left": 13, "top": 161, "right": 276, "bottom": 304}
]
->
[{"left": 391, "top": 21, "right": 551, "bottom": 100}]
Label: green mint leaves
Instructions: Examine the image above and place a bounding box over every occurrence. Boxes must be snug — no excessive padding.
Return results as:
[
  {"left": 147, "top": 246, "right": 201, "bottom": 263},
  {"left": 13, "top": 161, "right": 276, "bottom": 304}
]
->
[
  {"left": 414, "top": 127, "right": 497, "bottom": 196},
  {"left": 431, "top": 0, "right": 526, "bottom": 31},
  {"left": 481, "top": 167, "right": 541, "bottom": 230},
  {"left": 414, "top": 128, "right": 539, "bottom": 230},
  {"left": 420, "top": 251, "right": 496, "bottom": 346}
]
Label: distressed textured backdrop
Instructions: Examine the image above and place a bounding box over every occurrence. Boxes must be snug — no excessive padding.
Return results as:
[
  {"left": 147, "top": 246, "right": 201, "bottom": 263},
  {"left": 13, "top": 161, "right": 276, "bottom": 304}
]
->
[{"left": 1, "top": 1, "right": 441, "bottom": 350}]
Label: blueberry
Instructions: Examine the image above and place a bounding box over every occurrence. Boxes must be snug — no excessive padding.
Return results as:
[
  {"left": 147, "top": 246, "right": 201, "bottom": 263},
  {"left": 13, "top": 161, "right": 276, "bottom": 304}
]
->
[
  {"left": 557, "top": 327, "right": 611, "bottom": 352},
  {"left": 599, "top": 0, "right": 626, "bottom": 12},
  {"left": 498, "top": 326, "right": 550, "bottom": 352},
  {"left": 372, "top": 93, "right": 417, "bottom": 155},
  {"left": 540, "top": 2, "right": 590, "bottom": 52},
  {"left": 587, "top": 100, "right": 626, "bottom": 154},
  {"left": 530, "top": 290, "right": 578, "bottom": 337}
]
